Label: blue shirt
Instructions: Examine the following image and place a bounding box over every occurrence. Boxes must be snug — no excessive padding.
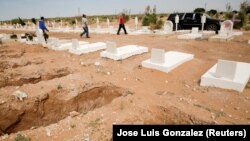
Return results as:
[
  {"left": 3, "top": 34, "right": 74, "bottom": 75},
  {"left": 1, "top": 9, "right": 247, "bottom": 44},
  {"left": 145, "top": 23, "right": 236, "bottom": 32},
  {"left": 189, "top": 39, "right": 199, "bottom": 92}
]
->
[{"left": 39, "top": 20, "right": 48, "bottom": 32}]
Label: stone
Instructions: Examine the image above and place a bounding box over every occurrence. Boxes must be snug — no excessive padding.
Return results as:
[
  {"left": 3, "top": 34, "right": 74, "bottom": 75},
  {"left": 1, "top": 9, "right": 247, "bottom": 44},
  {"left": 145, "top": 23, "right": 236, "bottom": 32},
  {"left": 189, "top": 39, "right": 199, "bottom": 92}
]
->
[
  {"left": 200, "top": 59, "right": 250, "bottom": 92},
  {"left": 219, "top": 20, "right": 233, "bottom": 36},
  {"left": 142, "top": 51, "right": 194, "bottom": 73},
  {"left": 215, "top": 59, "right": 237, "bottom": 80},
  {"left": 150, "top": 48, "right": 165, "bottom": 64},
  {"left": 69, "top": 42, "right": 106, "bottom": 55},
  {"left": 94, "top": 62, "right": 100, "bottom": 66},
  {"left": 106, "top": 41, "right": 117, "bottom": 54},
  {"left": 191, "top": 27, "right": 199, "bottom": 34},
  {"left": 12, "top": 90, "right": 27, "bottom": 101},
  {"left": 70, "top": 111, "right": 80, "bottom": 117},
  {"left": 101, "top": 45, "right": 148, "bottom": 61},
  {"left": 163, "top": 21, "right": 173, "bottom": 33}
]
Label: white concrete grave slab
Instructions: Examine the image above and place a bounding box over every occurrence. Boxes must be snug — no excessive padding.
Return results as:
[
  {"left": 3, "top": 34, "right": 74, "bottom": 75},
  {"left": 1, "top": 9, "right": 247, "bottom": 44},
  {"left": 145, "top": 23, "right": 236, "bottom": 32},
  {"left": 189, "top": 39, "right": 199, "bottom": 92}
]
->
[
  {"left": 50, "top": 39, "right": 72, "bottom": 50},
  {"left": 200, "top": 59, "right": 250, "bottom": 92},
  {"left": 142, "top": 50, "right": 194, "bottom": 73},
  {"left": 100, "top": 42, "right": 148, "bottom": 60},
  {"left": 130, "top": 26, "right": 152, "bottom": 35},
  {"left": 71, "top": 39, "right": 89, "bottom": 49},
  {"left": 177, "top": 27, "right": 202, "bottom": 40},
  {"left": 52, "top": 39, "right": 88, "bottom": 51},
  {"left": 209, "top": 20, "right": 234, "bottom": 41},
  {"left": 69, "top": 42, "right": 106, "bottom": 55},
  {"left": 232, "top": 31, "right": 243, "bottom": 36}
]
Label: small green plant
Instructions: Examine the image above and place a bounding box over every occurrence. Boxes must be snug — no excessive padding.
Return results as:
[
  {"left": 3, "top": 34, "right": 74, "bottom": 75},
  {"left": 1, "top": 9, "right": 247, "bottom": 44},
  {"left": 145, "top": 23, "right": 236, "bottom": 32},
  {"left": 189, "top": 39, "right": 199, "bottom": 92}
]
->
[
  {"left": 70, "top": 124, "right": 76, "bottom": 128},
  {"left": 57, "top": 84, "right": 62, "bottom": 90},
  {"left": 243, "top": 24, "right": 250, "bottom": 31},
  {"left": 14, "top": 133, "right": 31, "bottom": 141},
  {"left": 88, "top": 118, "right": 101, "bottom": 128}
]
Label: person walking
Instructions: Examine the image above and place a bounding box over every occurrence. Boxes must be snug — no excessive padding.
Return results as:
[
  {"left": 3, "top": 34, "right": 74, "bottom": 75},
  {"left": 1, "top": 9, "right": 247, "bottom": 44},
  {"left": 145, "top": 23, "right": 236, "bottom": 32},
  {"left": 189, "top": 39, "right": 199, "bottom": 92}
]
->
[
  {"left": 117, "top": 13, "right": 128, "bottom": 35},
  {"left": 80, "top": 14, "right": 90, "bottom": 38},
  {"left": 39, "top": 17, "right": 49, "bottom": 42}
]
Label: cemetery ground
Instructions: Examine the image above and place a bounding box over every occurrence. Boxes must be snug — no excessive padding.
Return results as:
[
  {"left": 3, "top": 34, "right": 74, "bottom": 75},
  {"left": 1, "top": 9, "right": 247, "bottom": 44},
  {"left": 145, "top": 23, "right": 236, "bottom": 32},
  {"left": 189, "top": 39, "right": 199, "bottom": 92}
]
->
[{"left": 0, "top": 29, "right": 250, "bottom": 141}]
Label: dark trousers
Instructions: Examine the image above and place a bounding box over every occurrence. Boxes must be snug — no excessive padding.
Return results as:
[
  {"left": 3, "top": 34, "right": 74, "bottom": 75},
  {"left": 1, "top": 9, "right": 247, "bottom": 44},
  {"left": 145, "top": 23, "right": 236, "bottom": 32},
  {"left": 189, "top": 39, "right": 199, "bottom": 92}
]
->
[
  {"left": 117, "top": 24, "right": 127, "bottom": 34},
  {"left": 42, "top": 31, "right": 49, "bottom": 42},
  {"left": 80, "top": 27, "right": 89, "bottom": 38}
]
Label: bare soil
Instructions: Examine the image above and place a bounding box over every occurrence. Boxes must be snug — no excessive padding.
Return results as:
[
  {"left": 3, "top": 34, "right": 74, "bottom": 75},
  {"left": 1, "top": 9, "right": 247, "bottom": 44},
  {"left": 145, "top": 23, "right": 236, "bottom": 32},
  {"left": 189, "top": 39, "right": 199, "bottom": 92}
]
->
[{"left": 0, "top": 28, "right": 250, "bottom": 141}]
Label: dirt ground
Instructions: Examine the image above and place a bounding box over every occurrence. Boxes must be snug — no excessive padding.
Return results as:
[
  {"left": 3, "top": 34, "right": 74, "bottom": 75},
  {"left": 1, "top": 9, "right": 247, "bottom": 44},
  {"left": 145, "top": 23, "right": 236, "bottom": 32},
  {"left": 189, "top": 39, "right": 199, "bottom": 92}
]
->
[{"left": 0, "top": 28, "right": 250, "bottom": 141}]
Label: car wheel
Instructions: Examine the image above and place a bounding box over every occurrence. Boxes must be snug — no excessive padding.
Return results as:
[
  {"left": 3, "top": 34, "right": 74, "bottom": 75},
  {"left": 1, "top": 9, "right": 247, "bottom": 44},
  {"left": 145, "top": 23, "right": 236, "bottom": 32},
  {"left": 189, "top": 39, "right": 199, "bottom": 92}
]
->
[{"left": 206, "top": 24, "right": 218, "bottom": 31}]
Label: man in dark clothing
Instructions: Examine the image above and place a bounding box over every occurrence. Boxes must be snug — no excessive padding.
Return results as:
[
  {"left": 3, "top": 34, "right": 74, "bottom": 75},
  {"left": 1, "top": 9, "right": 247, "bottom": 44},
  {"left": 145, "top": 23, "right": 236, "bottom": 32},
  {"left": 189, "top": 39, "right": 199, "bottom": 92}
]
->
[
  {"left": 80, "top": 14, "right": 90, "bottom": 38},
  {"left": 39, "top": 17, "right": 49, "bottom": 42},
  {"left": 117, "top": 13, "right": 127, "bottom": 35}
]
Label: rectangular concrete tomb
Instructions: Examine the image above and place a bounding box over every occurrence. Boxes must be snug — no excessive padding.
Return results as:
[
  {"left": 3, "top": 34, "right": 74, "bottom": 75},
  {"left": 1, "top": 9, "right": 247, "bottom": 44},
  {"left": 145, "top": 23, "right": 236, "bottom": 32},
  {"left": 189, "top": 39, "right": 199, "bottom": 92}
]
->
[
  {"left": 142, "top": 50, "right": 194, "bottom": 73},
  {"left": 200, "top": 59, "right": 250, "bottom": 92},
  {"left": 209, "top": 20, "right": 234, "bottom": 41},
  {"left": 100, "top": 42, "right": 148, "bottom": 60},
  {"left": 177, "top": 27, "right": 202, "bottom": 40},
  {"left": 50, "top": 39, "right": 88, "bottom": 51},
  {"left": 69, "top": 42, "right": 106, "bottom": 55}
]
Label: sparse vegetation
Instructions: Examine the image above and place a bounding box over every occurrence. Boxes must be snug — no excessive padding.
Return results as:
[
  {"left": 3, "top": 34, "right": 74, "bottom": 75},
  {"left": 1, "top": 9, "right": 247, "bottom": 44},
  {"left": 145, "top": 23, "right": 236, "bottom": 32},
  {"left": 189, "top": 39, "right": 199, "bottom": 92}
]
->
[
  {"left": 57, "top": 84, "right": 62, "bottom": 90},
  {"left": 207, "top": 9, "right": 217, "bottom": 16},
  {"left": 14, "top": 133, "right": 31, "bottom": 141},
  {"left": 238, "top": 0, "right": 250, "bottom": 28},
  {"left": 194, "top": 8, "right": 205, "bottom": 13},
  {"left": 70, "top": 124, "right": 76, "bottom": 128},
  {"left": 88, "top": 118, "right": 101, "bottom": 128},
  {"left": 142, "top": 5, "right": 163, "bottom": 30}
]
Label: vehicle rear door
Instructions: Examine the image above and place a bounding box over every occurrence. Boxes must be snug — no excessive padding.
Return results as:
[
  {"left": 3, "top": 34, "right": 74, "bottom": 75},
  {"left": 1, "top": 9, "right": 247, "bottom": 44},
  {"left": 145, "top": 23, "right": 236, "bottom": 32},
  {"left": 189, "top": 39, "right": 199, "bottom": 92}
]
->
[
  {"left": 193, "top": 13, "right": 202, "bottom": 28},
  {"left": 182, "top": 13, "right": 194, "bottom": 29}
]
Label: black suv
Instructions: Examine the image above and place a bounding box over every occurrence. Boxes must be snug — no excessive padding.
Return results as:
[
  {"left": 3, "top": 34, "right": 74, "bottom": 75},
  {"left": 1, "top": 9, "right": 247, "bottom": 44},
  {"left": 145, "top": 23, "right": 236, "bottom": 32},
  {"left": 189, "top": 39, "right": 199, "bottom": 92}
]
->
[{"left": 167, "top": 13, "right": 222, "bottom": 32}]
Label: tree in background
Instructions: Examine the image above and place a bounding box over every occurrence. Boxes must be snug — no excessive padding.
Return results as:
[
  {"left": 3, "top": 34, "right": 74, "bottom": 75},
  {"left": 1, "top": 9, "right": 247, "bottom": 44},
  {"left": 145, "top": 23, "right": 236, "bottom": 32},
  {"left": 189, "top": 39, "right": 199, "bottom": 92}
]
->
[
  {"left": 142, "top": 5, "right": 163, "bottom": 30},
  {"left": 225, "top": 2, "right": 233, "bottom": 19},
  {"left": 122, "top": 9, "right": 130, "bottom": 23},
  {"left": 238, "top": 0, "right": 250, "bottom": 30},
  {"left": 207, "top": 9, "right": 217, "bottom": 16},
  {"left": 194, "top": 8, "right": 205, "bottom": 13}
]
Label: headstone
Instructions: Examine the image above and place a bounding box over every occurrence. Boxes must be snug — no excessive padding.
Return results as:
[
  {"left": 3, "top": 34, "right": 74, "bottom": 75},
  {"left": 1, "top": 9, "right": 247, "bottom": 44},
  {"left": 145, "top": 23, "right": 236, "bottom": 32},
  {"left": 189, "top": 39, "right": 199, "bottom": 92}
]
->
[
  {"left": 75, "top": 18, "right": 78, "bottom": 29},
  {"left": 191, "top": 27, "right": 199, "bottom": 34},
  {"left": 219, "top": 20, "right": 233, "bottom": 36},
  {"left": 135, "top": 17, "right": 138, "bottom": 30},
  {"left": 201, "top": 14, "right": 206, "bottom": 31},
  {"left": 96, "top": 17, "right": 100, "bottom": 29},
  {"left": 175, "top": 15, "right": 179, "bottom": 31},
  {"left": 150, "top": 48, "right": 165, "bottom": 64},
  {"left": 215, "top": 59, "right": 237, "bottom": 80},
  {"left": 107, "top": 18, "right": 110, "bottom": 28},
  {"left": 163, "top": 21, "right": 173, "bottom": 33},
  {"left": 60, "top": 20, "right": 63, "bottom": 28},
  {"left": 72, "top": 39, "right": 79, "bottom": 49},
  {"left": 106, "top": 41, "right": 117, "bottom": 54}
]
